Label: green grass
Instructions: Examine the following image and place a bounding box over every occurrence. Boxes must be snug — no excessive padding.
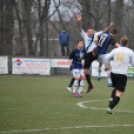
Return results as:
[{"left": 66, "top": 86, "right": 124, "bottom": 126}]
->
[{"left": 0, "top": 75, "right": 134, "bottom": 134}]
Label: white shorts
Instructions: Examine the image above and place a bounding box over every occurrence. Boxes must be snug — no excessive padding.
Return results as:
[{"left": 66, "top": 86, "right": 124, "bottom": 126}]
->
[
  {"left": 97, "top": 54, "right": 107, "bottom": 63},
  {"left": 73, "top": 69, "right": 85, "bottom": 78}
]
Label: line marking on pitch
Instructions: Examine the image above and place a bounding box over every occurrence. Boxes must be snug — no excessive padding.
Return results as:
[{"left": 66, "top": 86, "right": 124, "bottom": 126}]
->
[
  {"left": 77, "top": 100, "right": 134, "bottom": 113},
  {"left": 0, "top": 124, "right": 134, "bottom": 133}
]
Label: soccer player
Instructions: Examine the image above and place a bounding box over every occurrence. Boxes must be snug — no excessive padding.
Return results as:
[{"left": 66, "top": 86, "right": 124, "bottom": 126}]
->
[
  {"left": 77, "top": 15, "right": 114, "bottom": 93},
  {"left": 68, "top": 40, "right": 86, "bottom": 97},
  {"left": 95, "top": 29, "right": 120, "bottom": 87},
  {"left": 105, "top": 37, "right": 134, "bottom": 114}
]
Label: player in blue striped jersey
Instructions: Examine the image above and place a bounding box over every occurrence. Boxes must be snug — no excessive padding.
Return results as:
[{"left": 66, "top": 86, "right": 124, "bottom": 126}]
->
[
  {"left": 95, "top": 29, "right": 120, "bottom": 87},
  {"left": 68, "top": 40, "right": 86, "bottom": 97}
]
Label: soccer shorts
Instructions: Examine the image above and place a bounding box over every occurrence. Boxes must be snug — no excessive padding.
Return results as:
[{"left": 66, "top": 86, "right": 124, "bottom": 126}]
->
[
  {"left": 111, "top": 72, "right": 127, "bottom": 92},
  {"left": 84, "top": 52, "right": 98, "bottom": 69},
  {"left": 73, "top": 69, "right": 84, "bottom": 78},
  {"left": 97, "top": 54, "right": 107, "bottom": 63}
]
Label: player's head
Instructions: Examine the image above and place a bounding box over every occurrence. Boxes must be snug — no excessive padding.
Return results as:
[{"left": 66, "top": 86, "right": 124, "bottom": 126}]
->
[
  {"left": 86, "top": 28, "right": 94, "bottom": 37},
  {"left": 77, "top": 40, "right": 84, "bottom": 49},
  {"left": 120, "top": 37, "right": 129, "bottom": 46},
  {"left": 110, "top": 29, "right": 118, "bottom": 37},
  {"left": 62, "top": 27, "right": 66, "bottom": 33}
]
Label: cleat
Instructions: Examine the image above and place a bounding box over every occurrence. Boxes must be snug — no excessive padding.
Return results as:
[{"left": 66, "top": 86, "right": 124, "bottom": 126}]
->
[
  {"left": 97, "top": 77, "right": 102, "bottom": 81},
  {"left": 107, "top": 107, "right": 114, "bottom": 114},
  {"left": 77, "top": 92, "right": 82, "bottom": 97},
  {"left": 73, "top": 92, "right": 79, "bottom": 97},
  {"left": 107, "top": 83, "right": 113, "bottom": 87},
  {"left": 86, "top": 86, "right": 94, "bottom": 93},
  {"left": 67, "top": 87, "right": 72, "bottom": 92}
]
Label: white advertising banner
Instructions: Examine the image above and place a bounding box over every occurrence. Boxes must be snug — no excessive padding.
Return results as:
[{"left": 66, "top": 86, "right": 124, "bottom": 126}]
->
[
  {"left": 51, "top": 59, "right": 69, "bottom": 68},
  {"left": 0, "top": 56, "right": 8, "bottom": 74},
  {"left": 12, "top": 58, "right": 50, "bottom": 75},
  {"left": 92, "top": 60, "right": 113, "bottom": 77}
]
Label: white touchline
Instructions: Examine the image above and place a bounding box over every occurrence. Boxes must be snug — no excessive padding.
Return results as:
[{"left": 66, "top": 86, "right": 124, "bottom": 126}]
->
[
  {"left": 0, "top": 124, "right": 134, "bottom": 133},
  {"left": 77, "top": 100, "right": 134, "bottom": 113}
]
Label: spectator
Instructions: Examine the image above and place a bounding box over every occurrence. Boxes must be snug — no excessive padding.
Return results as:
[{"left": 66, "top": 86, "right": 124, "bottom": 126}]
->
[{"left": 59, "top": 28, "right": 70, "bottom": 58}]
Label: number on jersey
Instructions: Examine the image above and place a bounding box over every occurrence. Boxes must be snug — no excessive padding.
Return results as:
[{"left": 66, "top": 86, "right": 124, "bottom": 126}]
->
[{"left": 116, "top": 53, "right": 125, "bottom": 62}]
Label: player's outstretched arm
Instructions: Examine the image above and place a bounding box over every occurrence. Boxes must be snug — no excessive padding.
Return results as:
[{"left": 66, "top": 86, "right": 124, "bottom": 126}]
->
[
  {"left": 68, "top": 59, "right": 72, "bottom": 66},
  {"left": 115, "top": 43, "right": 120, "bottom": 47},
  {"left": 77, "top": 15, "right": 82, "bottom": 32},
  {"left": 102, "top": 22, "right": 114, "bottom": 34},
  {"left": 104, "top": 50, "right": 114, "bottom": 71},
  {"left": 131, "top": 52, "right": 134, "bottom": 67}
]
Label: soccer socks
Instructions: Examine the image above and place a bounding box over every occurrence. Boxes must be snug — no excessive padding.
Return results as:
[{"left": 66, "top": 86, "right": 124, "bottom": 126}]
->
[
  {"left": 78, "top": 80, "right": 81, "bottom": 87},
  {"left": 78, "top": 80, "right": 85, "bottom": 93},
  {"left": 73, "top": 80, "right": 79, "bottom": 93},
  {"left": 86, "top": 74, "right": 93, "bottom": 87},
  {"left": 107, "top": 71, "right": 112, "bottom": 84},
  {"left": 111, "top": 89, "right": 116, "bottom": 99},
  {"left": 98, "top": 67, "right": 101, "bottom": 77},
  {"left": 109, "top": 96, "right": 120, "bottom": 109},
  {"left": 68, "top": 77, "right": 75, "bottom": 87}
]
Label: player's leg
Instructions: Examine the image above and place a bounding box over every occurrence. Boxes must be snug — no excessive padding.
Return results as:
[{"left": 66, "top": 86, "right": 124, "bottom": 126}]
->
[
  {"left": 107, "top": 64, "right": 113, "bottom": 87},
  {"left": 72, "top": 69, "right": 80, "bottom": 97},
  {"left": 77, "top": 69, "right": 86, "bottom": 97},
  {"left": 84, "top": 53, "right": 94, "bottom": 92},
  {"left": 107, "top": 74, "right": 127, "bottom": 114},
  {"left": 67, "top": 77, "right": 75, "bottom": 92},
  {"left": 98, "top": 62, "right": 102, "bottom": 80},
  {"left": 108, "top": 72, "right": 116, "bottom": 107}
]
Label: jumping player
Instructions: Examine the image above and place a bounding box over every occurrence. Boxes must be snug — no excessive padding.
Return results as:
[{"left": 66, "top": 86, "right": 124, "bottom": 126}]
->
[
  {"left": 68, "top": 40, "right": 86, "bottom": 97},
  {"left": 95, "top": 29, "right": 120, "bottom": 87},
  {"left": 105, "top": 37, "right": 134, "bottom": 114},
  {"left": 77, "top": 15, "right": 114, "bottom": 93}
]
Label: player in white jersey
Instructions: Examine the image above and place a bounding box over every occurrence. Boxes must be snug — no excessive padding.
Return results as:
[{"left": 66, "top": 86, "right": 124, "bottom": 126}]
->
[
  {"left": 105, "top": 37, "right": 134, "bottom": 114},
  {"left": 77, "top": 15, "right": 114, "bottom": 93}
]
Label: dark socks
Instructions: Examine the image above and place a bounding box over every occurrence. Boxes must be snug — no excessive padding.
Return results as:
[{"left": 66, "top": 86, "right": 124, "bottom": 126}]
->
[
  {"left": 111, "top": 89, "right": 116, "bottom": 98},
  {"left": 68, "top": 77, "right": 75, "bottom": 87},
  {"left": 109, "top": 96, "right": 120, "bottom": 109},
  {"left": 86, "top": 74, "right": 93, "bottom": 87},
  {"left": 79, "top": 80, "right": 81, "bottom": 87}
]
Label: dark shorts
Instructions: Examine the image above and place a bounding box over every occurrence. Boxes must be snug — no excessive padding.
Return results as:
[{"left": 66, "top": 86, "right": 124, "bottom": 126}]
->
[
  {"left": 84, "top": 52, "right": 98, "bottom": 69},
  {"left": 111, "top": 72, "right": 127, "bottom": 92}
]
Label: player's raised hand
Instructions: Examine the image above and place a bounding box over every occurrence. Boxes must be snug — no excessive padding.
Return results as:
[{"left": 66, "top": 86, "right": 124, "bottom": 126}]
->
[
  {"left": 110, "top": 22, "right": 114, "bottom": 27},
  {"left": 77, "top": 15, "right": 82, "bottom": 21}
]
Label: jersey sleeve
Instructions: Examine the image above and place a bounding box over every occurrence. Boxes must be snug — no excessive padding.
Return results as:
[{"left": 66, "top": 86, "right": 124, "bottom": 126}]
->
[
  {"left": 80, "top": 29, "right": 87, "bottom": 40},
  {"left": 110, "top": 37, "right": 117, "bottom": 46},
  {"left": 94, "top": 31, "right": 102, "bottom": 40},
  {"left": 68, "top": 49, "right": 76, "bottom": 59},
  {"left": 105, "top": 49, "right": 115, "bottom": 68},
  {"left": 130, "top": 51, "right": 134, "bottom": 67}
]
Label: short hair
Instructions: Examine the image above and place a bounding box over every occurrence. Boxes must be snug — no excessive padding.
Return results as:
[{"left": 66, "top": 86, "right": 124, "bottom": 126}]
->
[
  {"left": 120, "top": 37, "right": 129, "bottom": 46},
  {"left": 62, "top": 27, "right": 66, "bottom": 30},
  {"left": 77, "top": 40, "right": 83, "bottom": 44},
  {"left": 110, "top": 29, "right": 118, "bottom": 35},
  {"left": 87, "top": 27, "right": 93, "bottom": 31}
]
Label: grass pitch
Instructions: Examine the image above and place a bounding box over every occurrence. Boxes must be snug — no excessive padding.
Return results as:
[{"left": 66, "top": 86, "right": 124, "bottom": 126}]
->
[{"left": 0, "top": 75, "right": 134, "bottom": 134}]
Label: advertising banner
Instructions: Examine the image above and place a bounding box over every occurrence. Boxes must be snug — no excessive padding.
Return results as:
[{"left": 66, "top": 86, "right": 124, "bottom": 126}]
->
[
  {"left": 51, "top": 59, "right": 69, "bottom": 68},
  {"left": 0, "top": 56, "right": 8, "bottom": 74},
  {"left": 12, "top": 58, "right": 50, "bottom": 75},
  {"left": 127, "top": 66, "right": 134, "bottom": 78}
]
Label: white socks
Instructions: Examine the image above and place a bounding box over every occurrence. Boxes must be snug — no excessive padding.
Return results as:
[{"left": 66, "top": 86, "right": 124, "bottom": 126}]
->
[
  {"left": 73, "top": 80, "right": 79, "bottom": 93},
  {"left": 107, "top": 71, "right": 112, "bottom": 84},
  {"left": 98, "top": 67, "right": 101, "bottom": 77},
  {"left": 78, "top": 80, "right": 85, "bottom": 93}
]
